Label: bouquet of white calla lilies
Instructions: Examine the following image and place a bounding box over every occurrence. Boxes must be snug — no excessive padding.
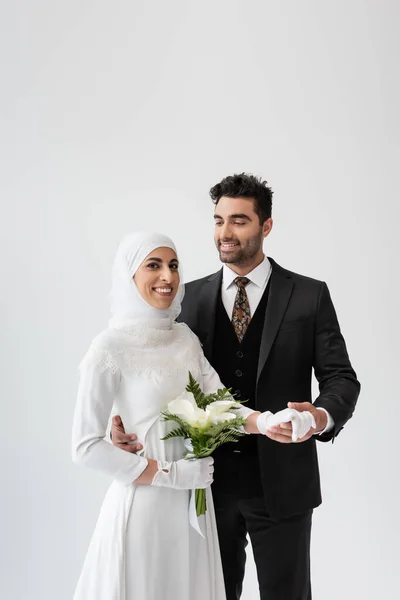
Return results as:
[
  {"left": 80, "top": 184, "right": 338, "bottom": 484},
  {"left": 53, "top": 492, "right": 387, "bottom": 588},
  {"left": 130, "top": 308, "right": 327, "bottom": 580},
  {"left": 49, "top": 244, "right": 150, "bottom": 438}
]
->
[{"left": 161, "top": 373, "right": 247, "bottom": 516}]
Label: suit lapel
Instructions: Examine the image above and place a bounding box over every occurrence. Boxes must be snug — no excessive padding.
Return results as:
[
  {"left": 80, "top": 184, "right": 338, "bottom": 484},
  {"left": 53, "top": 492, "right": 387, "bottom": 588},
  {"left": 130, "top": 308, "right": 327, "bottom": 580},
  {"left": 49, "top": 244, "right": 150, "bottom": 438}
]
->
[
  {"left": 197, "top": 269, "right": 223, "bottom": 361},
  {"left": 257, "top": 262, "right": 293, "bottom": 380}
]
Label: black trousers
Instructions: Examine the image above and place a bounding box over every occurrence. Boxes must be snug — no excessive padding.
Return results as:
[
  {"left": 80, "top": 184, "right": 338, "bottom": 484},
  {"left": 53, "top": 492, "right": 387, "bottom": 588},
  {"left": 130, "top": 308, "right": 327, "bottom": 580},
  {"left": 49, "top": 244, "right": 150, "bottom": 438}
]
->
[{"left": 212, "top": 492, "right": 312, "bottom": 600}]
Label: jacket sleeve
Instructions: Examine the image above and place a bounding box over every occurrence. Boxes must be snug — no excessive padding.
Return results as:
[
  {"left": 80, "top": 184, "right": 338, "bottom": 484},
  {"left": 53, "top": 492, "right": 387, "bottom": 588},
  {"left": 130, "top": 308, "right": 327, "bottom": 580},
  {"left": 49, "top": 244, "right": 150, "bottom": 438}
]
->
[
  {"left": 72, "top": 356, "right": 148, "bottom": 483},
  {"left": 312, "top": 282, "right": 360, "bottom": 442}
]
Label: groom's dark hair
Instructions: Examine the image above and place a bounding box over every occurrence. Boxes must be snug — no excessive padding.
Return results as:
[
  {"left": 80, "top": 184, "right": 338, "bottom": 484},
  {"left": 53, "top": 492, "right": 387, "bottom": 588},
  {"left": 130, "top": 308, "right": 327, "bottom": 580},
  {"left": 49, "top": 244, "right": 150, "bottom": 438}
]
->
[{"left": 209, "top": 173, "right": 273, "bottom": 224}]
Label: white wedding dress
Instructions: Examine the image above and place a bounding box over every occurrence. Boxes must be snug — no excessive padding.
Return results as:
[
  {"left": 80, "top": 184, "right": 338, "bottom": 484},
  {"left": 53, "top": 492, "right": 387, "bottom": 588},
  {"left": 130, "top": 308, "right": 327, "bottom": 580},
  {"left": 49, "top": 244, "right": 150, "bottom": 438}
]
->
[{"left": 72, "top": 321, "right": 229, "bottom": 600}]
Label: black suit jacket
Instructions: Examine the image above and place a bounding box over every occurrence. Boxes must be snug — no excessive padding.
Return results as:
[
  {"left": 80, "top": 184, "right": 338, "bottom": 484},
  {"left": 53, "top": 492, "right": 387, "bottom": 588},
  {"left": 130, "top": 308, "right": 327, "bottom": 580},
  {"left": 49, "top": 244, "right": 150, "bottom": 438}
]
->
[{"left": 178, "top": 257, "right": 360, "bottom": 517}]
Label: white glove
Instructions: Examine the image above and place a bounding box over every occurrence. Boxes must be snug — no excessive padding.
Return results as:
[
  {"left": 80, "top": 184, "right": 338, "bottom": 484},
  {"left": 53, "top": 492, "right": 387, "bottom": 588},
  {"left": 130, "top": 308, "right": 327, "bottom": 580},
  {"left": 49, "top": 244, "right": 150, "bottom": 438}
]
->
[
  {"left": 258, "top": 408, "right": 316, "bottom": 442},
  {"left": 256, "top": 410, "right": 273, "bottom": 434},
  {"left": 151, "top": 457, "right": 214, "bottom": 490}
]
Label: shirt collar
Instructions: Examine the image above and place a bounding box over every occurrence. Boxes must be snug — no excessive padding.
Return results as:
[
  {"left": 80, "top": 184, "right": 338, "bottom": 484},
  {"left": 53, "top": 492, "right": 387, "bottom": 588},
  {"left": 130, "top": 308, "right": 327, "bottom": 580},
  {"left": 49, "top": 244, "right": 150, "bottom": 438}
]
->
[{"left": 222, "top": 255, "right": 271, "bottom": 290}]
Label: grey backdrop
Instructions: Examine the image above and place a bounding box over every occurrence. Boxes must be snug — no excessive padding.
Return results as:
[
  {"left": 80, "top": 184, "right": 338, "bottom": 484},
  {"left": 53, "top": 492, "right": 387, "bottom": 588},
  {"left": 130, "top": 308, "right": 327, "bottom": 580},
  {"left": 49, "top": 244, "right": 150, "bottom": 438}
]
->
[{"left": 1, "top": 1, "right": 399, "bottom": 599}]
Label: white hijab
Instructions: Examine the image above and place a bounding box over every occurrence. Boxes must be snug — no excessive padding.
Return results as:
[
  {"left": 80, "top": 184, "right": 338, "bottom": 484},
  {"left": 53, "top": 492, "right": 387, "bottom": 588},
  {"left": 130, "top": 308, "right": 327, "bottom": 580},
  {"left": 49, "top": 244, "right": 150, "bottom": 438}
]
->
[{"left": 108, "top": 232, "right": 185, "bottom": 331}]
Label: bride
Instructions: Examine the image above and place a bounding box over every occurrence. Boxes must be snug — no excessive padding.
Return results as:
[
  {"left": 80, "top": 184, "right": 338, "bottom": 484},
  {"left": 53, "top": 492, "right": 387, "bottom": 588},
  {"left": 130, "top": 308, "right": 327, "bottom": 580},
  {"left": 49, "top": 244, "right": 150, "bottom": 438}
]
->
[{"left": 71, "top": 231, "right": 265, "bottom": 600}]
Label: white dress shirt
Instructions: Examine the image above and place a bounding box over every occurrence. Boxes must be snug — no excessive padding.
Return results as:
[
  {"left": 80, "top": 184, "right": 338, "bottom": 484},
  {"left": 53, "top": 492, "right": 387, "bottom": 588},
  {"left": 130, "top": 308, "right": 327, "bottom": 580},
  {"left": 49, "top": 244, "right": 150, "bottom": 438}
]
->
[
  {"left": 221, "top": 256, "right": 334, "bottom": 435},
  {"left": 221, "top": 255, "right": 272, "bottom": 318}
]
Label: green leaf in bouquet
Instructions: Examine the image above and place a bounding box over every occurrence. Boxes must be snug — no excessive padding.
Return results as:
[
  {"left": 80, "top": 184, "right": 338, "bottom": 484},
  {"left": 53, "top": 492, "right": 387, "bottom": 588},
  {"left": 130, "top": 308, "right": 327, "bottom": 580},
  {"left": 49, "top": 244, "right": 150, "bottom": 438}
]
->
[
  {"left": 161, "top": 427, "right": 190, "bottom": 441},
  {"left": 187, "top": 431, "right": 243, "bottom": 458},
  {"left": 186, "top": 418, "right": 246, "bottom": 457},
  {"left": 186, "top": 371, "right": 249, "bottom": 409},
  {"left": 160, "top": 411, "right": 191, "bottom": 438},
  {"left": 216, "top": 387, "right": 233, "bottom": 399},
  {"left": 204, "top": 416, "right": 246, "bottom": 439},
  {"left": 211, "top": 429, "right": 244, "bottom": 446},
  {"left": 186, "top": 372, "right": 210, "bottom": 409}
]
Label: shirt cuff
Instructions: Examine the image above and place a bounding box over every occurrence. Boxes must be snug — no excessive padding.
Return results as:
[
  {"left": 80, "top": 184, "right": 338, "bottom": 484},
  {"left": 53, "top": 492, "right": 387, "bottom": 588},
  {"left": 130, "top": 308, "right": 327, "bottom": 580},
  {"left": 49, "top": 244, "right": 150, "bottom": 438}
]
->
[{"left": 316, "top": 407, "right": 334, "bottom": 434}]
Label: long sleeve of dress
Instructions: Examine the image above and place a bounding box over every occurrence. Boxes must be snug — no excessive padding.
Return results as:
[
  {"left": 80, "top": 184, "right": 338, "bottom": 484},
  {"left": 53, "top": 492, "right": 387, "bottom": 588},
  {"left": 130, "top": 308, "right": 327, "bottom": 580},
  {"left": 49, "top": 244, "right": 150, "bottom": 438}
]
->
[
  {"left": 200, "top": 353, "right": 256, "bottom": 420},
  {"left": 72, "top": 360, "right": 148, "bottom": 483}
]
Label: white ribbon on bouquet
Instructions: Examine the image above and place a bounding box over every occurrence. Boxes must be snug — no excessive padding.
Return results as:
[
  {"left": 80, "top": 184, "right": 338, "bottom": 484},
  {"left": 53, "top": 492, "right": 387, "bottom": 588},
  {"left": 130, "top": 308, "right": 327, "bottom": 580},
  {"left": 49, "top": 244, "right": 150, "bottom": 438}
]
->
[{"left": 184, "top": 438, "right": 205, "bottom": 538}]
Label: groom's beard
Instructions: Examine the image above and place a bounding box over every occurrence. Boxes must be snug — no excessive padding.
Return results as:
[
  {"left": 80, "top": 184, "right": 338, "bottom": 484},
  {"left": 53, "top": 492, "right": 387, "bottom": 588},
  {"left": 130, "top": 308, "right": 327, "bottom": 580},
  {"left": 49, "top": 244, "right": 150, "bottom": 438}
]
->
[{"left": 217, "top": 231, "right": 263, "bottom": 268}]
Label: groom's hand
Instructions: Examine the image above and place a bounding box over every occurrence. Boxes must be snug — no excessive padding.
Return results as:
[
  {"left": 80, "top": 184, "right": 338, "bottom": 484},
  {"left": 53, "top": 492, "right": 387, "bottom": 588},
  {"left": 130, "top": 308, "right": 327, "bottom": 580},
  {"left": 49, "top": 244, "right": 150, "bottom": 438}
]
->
[
  {"left": 265, "top": 402, "right": 327, "bottom": 444},
  {"left": 288, "top": 402, "right": 327, "bottom": 435},
  {"left": 265, "top": 420, "right": 295, "bottom": 443},
  {"left": 111, "top": 415, "right": 143, "bottom": 453}
]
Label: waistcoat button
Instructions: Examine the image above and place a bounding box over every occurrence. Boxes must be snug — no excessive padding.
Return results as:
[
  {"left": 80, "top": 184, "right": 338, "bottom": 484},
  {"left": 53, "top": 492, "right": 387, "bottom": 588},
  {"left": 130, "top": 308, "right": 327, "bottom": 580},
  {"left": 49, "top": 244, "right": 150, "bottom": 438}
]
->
[
  {"left": 236, "top": 351, "right": 243, "bottom": 358},
  {"left": 235, "top": 369, "right": 243, "bottom": 377}
]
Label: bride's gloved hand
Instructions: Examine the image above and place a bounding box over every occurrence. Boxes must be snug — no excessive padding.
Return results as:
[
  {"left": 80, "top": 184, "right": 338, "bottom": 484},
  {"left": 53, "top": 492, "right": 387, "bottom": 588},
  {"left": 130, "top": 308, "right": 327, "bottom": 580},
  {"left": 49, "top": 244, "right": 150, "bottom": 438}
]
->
[
  {"left": 256, "top": 408, "right": 317, "bottom": 442},
  {"left": 256, "top": 410, "right": 274, "bottom": 434},
  {"left": 151, "top": 457, "right": 214, "bottom": 490}
]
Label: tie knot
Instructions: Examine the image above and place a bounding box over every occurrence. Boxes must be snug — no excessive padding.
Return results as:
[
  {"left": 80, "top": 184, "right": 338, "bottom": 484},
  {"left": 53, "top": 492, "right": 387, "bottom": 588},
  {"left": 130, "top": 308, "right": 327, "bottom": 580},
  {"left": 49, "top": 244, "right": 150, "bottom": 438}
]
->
[{"left": 234, "top": 276, "right": 250, "bottom": 289}]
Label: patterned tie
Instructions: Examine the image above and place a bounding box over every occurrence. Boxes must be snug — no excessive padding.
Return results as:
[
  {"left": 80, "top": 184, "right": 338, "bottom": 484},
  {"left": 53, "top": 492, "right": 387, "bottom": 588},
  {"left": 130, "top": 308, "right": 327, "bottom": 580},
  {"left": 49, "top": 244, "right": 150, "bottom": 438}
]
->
[{"left": 231, "top": 277, "right": 251, "bottom": 343}]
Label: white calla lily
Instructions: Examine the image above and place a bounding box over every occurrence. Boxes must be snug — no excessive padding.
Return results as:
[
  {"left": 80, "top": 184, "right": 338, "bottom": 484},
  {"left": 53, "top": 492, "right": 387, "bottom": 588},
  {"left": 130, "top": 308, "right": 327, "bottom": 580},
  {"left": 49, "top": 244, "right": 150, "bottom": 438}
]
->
[
  {"left": 209, "top": 412, "right": 238, "bottom": 424},
  {"left": 167, "top": 398, "right": 198, "bottom": 424},
  {"left": 170, "top": 390, "right": 198, "bottom": 408},
  {"left": 167, "top": 392, "right": 210, "bottom": 428},
  {"left": 206, "top": 399, "right": 240, "bottom": 417},
  {"left": 191, "top": 411, "right": 212, "bottom": 430}
]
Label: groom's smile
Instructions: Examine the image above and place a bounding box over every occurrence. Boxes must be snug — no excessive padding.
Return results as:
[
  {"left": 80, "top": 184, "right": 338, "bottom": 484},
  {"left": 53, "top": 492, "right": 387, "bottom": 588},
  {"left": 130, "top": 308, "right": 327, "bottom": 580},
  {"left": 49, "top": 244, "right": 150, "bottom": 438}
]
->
[{"left": 219, "top": 241, "right": 240, "bottom": 251}]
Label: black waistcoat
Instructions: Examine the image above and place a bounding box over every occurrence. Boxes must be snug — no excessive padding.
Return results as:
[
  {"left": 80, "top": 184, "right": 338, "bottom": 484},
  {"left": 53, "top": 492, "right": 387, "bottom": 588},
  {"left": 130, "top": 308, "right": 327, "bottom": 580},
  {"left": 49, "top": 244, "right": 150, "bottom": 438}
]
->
[{"left": 211, "top": 281, "right": 271, "bottom": 498}]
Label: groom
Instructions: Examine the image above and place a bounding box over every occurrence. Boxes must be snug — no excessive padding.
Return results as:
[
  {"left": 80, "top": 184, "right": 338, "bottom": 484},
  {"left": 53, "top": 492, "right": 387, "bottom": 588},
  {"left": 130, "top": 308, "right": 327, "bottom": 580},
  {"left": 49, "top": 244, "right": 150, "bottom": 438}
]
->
[{"left": 111, "top": 173, "right": 360, "bottom": 600}]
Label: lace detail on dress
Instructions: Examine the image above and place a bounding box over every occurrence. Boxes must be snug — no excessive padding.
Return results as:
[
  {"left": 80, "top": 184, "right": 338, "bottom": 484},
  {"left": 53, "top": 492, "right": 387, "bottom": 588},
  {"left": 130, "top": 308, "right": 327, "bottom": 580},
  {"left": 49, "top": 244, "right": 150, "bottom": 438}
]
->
[
  {"left": 114, "top": 323, "right": 185, "bottom": 348},
  {"left": 79, "top": 344, "right": 120, "bottom": 375},
  {"left": 79, "top": 323, "right": 202, "bottom": 378}
]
